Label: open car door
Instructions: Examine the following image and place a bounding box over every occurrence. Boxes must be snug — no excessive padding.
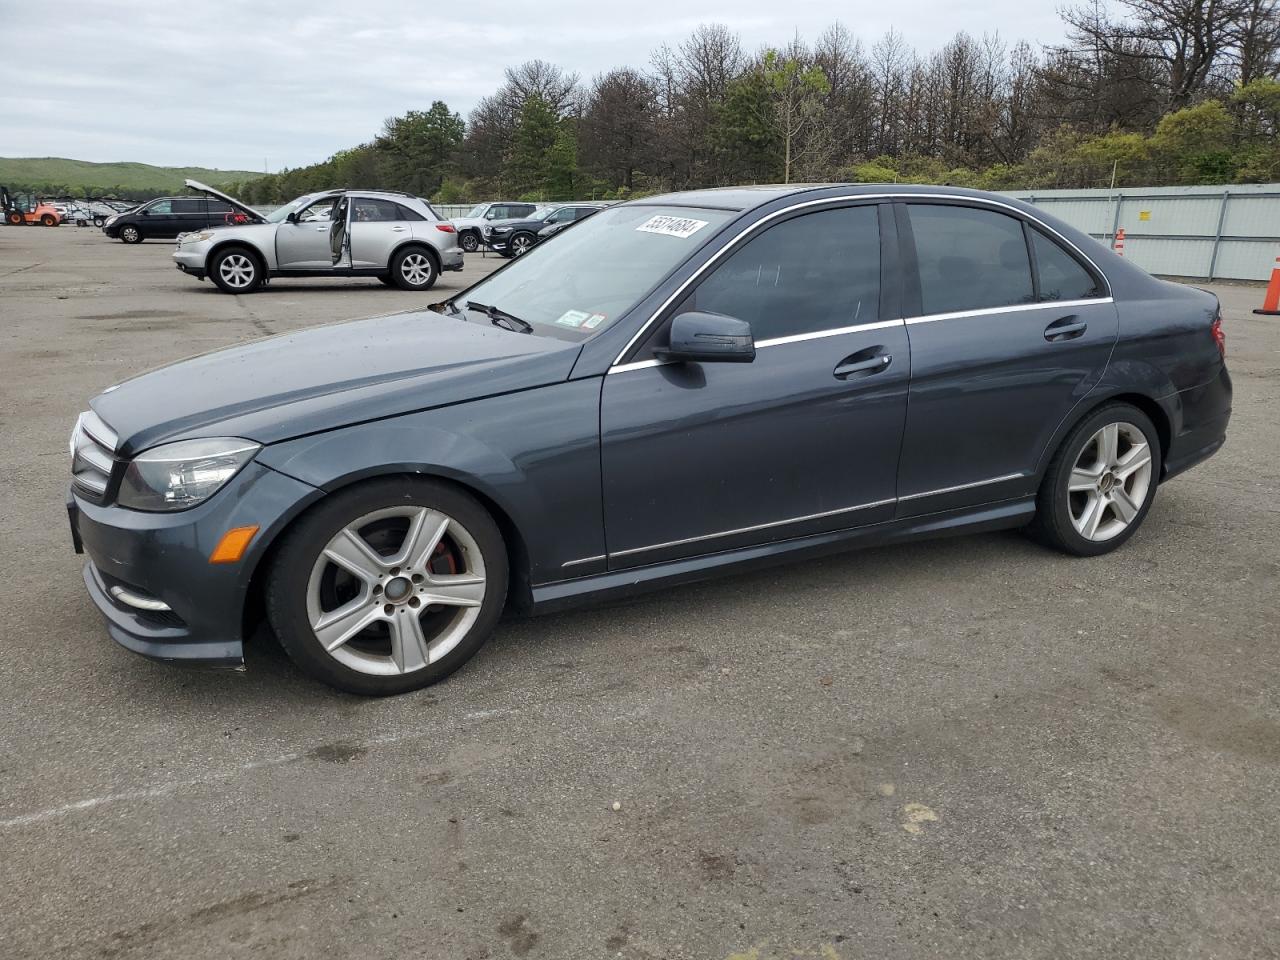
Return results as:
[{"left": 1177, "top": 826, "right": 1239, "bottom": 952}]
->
[{"left": 329, "top": 194, "right": 351, "bottom": 268}]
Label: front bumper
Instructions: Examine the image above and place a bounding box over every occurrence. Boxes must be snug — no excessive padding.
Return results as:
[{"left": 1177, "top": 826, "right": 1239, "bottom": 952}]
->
[
  {"left": 173, "top": 247, "right": 209, "bottom": 279},
  {"left": 69, "top": 462, "right": 321, "bottom": 668}
]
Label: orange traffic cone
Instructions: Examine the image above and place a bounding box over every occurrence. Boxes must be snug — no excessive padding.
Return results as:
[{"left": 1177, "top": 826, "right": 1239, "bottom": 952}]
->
[
  {"left": 1254, "top": 255, "right": 1280, "bottom": 316},
  {"left": 1113, "top": 227, "right": 1125, "bottom": 257}
]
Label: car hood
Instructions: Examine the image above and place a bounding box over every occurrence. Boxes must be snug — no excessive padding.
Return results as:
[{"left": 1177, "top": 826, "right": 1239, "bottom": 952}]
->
[
  {"left": 184, "top": 178, "right": 265, "bottom": 222},
  {"left": 91, "top": 311, "right": 582, "bottom": 455}
]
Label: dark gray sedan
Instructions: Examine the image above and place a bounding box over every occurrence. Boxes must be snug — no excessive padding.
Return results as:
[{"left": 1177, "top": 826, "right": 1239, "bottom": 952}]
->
[{"left": 68, "top": 184, "right": 1231, "bottom": 695}]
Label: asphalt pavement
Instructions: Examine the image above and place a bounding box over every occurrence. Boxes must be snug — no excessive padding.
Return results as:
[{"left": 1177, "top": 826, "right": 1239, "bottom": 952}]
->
[{"left": 1, "top": 225, "right": 1278, "bottom": 959}]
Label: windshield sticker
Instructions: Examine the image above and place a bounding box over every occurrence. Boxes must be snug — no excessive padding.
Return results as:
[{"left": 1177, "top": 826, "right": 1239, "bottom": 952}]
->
[
  {"left": 583, "top": 313, "right": 607, "bottom": 330},
  {"left": 555, "top": 309, "right": 592, "bottom": 328},
  {"left": 636, "top": 215, "right": 709, "bottom": 239}
]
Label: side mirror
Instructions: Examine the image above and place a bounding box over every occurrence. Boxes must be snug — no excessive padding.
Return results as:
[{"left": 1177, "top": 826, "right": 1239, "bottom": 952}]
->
[
  {"left": 286, "top": 211, "right": 299, "bottom": 223},
  {"left": 654, "top": 311, "right": 755, "bottom": 364},
  {"left": 140, "top": 208, "right": 150, "bottom": 216}
]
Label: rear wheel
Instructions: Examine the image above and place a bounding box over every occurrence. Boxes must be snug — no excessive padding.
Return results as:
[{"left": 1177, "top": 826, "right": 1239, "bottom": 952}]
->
[
  {"left": 210, "top": 247, "right": 263, "bottom": 293},
  {"left": 120, "top": 224, "right": 142, "bottom": 244},
  {"left": 6, "top": 211, "right": 24, "bottom": 225},
  {"left": 93, "top": 215, "right": 105, "bottom": 228},
  {"left": 41, "top": 214, "right": 57, "bottom": 227},
  {"left": 391, "top": 246, "right": 437, "bottom": 290},
  {"left": 1031, "top": 403, "right": 1161, "bottom": 556},
  {"left": 265, "top": 477, "right": 508, "bottom": 696}
]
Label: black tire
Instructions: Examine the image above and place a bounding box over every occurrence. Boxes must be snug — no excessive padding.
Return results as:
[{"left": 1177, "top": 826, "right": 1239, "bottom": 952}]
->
[
  {"left": 93, "top": 215, "right": 105, "bottom": 228},
  {"left": 6, "top": 211, "right": 24, "bottom": 226},
  {"left": 509, "top": 232, "right": 536, "bottom": 257},
  {"left": 390, "top": 245, "right": 438, "bottom": 291},
  {"left": 1030, "top": 402, "right": 1162, "bottom": 557},
  {"left": 119, "top": 224, "right": 143, "bottom": 244},
  {"left": 265, "top": 477, "right": 509, "bottom": 696},
  {"left": 41, "top": 214, "right": 57, "bottom": 227},
  {"left": 209, "top": 246, "right": 264, "bottom": 294},
  {"left": 459, "top": 231, "right": 480, "bottom": 253}
]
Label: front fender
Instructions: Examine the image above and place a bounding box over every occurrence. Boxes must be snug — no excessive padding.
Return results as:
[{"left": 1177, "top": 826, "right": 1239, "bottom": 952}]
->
[{"left": 253, "top": 379, "right": 606, "bottom": 585}]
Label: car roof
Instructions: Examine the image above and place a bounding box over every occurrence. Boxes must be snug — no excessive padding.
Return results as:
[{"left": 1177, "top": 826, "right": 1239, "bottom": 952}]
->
[{"left": 630, "top": 183, "right": 1026, "bottom": 212}]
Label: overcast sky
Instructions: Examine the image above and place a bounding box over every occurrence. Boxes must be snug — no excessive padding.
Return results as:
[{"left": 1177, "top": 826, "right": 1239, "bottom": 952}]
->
[{"left": 1, "top": 0, "right": 1068, "bottom": 172}]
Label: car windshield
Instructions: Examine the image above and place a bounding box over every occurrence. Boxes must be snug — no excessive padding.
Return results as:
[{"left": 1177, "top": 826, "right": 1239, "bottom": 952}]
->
[
  {"left": 450, "top": 205, "right": 735, "bottom": 340},
  {"left": 464, "top": 204, "right": 488, "bottom": 219},
  {"left": 265, "top": 195, "right": 320, "bottom": 223},
  {"left": 530, "top": 207, "right": 560, "bottom": 222}
]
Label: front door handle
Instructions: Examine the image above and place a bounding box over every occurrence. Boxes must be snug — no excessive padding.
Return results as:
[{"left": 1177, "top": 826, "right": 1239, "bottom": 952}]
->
[
  {"left": 315, "top": 225, "right": 328, "bottom": 232},
  {"left": 1044, "top": 314, "right": 1087, "bottom": 341},
  {"left": 834, "top": 353, "right": 892, "bottom": 379}
]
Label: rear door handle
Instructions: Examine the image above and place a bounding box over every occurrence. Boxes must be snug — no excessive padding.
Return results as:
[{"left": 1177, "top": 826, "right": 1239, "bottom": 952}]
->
[
  {"left": 834, "top": 353, "right": 892, "bottom": 379},
  {"left": 391, "top": 226, "right": 408, "bottom": 232},
  {"left": 315, "top": 225, "right": 328, "bottom": 231},
  {"left": 1044, "top": 314, "right": 1087, "bottom": 341}
]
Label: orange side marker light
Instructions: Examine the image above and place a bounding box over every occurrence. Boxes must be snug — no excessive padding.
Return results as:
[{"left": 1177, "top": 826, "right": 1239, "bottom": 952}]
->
[{"left": 209, "top": 525, "right": 260, "bottom": 564}]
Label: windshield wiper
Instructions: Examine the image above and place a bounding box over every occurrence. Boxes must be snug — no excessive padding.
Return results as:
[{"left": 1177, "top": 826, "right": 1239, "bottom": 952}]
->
[{"left": 466, "top": 300, "right": 533, "bottom": 334}]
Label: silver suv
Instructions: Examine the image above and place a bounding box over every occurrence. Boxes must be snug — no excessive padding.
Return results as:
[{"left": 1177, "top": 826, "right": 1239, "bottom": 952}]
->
[{"left": 173, "top": 180, "right": 463, "bottom": 294}]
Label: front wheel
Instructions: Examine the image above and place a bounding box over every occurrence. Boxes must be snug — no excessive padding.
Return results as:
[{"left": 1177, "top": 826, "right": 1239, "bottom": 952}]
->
[
  {"left": 93, "top": 215, "right": 105, "bottom": 228},
  {"left": 391, "top": 246, "right": 437, "bottom": 290},
  {"left": 41, "top": 214, "right": 57, "bottom": 227},
  {"left": 459, "top": 231, "right": 479, "bottom": 253},
  {"left": 1030, "top": 403, "right": 1161, "bottom": 556},
  {"left": 6, "top": 211, "right": 23, "bottom": 225},
  {"left": 509, "top": 232, "right": 535, "bottom": 257},
  {"left": 210, "top": 247, "right": 263, "bottom": 293},
  {"left": 265, "top": 477, "right": 508, "bottom": 695},
  {"left": 119, "top": 224, "right": 142, "bottom": 244}
]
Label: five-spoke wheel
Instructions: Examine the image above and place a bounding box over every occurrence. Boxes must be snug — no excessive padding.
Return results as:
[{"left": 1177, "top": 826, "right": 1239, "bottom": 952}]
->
[
  {"left": 1032, "top": 403, "right": 1162, "bottom": 556},
  {"left": 267, "top": 478, "right": 507, "bottom": 695}
]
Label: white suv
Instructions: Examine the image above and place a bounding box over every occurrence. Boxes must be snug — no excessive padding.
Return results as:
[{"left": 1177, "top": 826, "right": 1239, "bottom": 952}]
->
[{"left": 173, "top": 180, "right": 463, "bottom": 294}]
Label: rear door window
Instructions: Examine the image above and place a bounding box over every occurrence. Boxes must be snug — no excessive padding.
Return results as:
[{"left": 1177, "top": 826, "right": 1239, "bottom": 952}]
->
[
  {"left": 172, "top": 198, "right": 203, "bottom": 215},
  {"left": 906, "top": 204, "right": 1034, "bottom": 315},
  {"left": 1030, "top": 229, "right": 1102, "bottom": 301}
]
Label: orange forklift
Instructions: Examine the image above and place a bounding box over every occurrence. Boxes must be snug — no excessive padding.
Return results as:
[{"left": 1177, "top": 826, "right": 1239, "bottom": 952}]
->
[{"left": 1, "top": 186, "right": 62, "bottom": 226}]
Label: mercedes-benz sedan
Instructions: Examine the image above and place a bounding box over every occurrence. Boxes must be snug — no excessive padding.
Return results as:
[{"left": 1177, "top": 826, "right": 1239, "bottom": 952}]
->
[{"left": 67, "top": 184, "right": 1231, "bottom": 695}]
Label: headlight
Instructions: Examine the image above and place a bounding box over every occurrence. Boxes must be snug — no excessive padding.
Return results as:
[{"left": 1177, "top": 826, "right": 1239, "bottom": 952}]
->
[
  {"left": 117, "top": 438, "right": 260, "bottom": 511},
  {"left": 104, "top": 215, "right": 118, "bottom": 227},
  {"left": 492, "top": 226, "right": 511, "bottom": 234}
]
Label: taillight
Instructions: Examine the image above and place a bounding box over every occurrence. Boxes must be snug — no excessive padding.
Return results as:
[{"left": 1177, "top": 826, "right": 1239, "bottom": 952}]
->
[
  {"left": 435, "top": 223, "right": 456, "bottom": 233},
  {"left": 1211, "top": 309, "right": 1226, "bottom": 358}
]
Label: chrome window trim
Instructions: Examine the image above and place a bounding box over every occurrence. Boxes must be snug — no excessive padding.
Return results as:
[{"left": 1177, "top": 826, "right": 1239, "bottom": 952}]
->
[
  {"left": 898, "top": 472, "right": 1024, "bottom": 501},
  {"left": 609, "top": 497, "right": 897, "bottom": 559},
  {"left": 905, "top": 297, "right": 1113, "bottom": 326},
  {"left": 609, "top": 191, "right": 1112, "bottom": 367},
  {"left": 608, "top": 317, "right": 906, "bottom": 375}
]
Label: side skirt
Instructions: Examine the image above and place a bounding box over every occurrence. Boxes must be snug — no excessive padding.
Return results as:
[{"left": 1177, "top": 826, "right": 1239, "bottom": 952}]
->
[{"left": 527, "top": 497, "right": 1035, "bottom": 615}]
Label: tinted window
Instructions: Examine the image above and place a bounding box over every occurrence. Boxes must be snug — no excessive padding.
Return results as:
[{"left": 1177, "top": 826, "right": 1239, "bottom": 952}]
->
[
  {"left": 394, "top": 202, "right": 425, "bottom": 221},
  {"left": 684, "top": 205, "right": 881, "bottom": 342},
  {"left": 907, "top": 204, "right": 1033, "bottom": 315},
  {"left": 351, "top": 198, "right": 402, "bottom": 222},
  {"left": 1031, "top": 229, "right": 1101, "bottom": 301},
  {"left": 510, "top": 204, "right": 536, "bottom": 217},
  {"left": 171, "top": 199, "right": 203, "bottom": 214},
  {"left": 146, "top": 200, "right": 172, "bottom": 214},
  {"left": 206, "top": 200, "right": 232, "bottom": 213}
]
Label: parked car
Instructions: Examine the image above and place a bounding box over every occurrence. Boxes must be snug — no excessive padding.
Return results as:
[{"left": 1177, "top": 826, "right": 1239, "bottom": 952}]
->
[
  {"left": 484, "top": 202, "right": 608, "bottom": 257},
  {"left": 102, "top": 195, "right": 239, "bottom": 243},
  {"left": 67, "top": 184, "right": 1231, "bottom": 696},
  {"left": 451, "top": 201, "right": 541, "bottom": 252},
  {"left": 172, "top": 180, "right": 462, "bottom": 293}
]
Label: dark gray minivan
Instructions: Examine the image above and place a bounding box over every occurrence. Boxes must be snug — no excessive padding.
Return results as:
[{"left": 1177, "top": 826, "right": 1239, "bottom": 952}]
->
[
  {"left": 102, "top": 196, "right": 240, "bottom": 243},
  {"left": 68, "top": 184, "right": 1231, "bottom": 695}
]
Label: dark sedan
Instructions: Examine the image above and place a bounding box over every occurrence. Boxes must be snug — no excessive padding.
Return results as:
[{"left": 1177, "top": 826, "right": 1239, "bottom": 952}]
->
[
  {"left": 483, "top": 202, "right": 607, "bottom": 256},
  {"left": 68, "top": 184, "right": 1231, "bottom": 695}
]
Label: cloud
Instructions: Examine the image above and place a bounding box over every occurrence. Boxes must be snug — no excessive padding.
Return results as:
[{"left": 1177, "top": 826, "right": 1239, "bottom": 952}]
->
[{"left": 0, "top": 0, "right": 1066, "bottom": 170}]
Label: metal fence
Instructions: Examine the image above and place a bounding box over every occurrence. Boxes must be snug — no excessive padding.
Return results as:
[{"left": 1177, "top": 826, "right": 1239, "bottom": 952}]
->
[{"left": 1002, "top": 184, "right": 1280, "bottom": 281}]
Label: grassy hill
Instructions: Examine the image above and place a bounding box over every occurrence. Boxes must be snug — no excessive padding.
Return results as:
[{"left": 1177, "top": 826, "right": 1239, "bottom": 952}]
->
[{"left": 0, "top": 157, "right": 263, "bottom": 197}]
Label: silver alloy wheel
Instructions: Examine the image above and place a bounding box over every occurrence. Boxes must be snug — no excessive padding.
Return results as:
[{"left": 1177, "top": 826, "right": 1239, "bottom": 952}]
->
[
  {"left": 460, "top": 233, "right": 479, "bottom": 252},
  {"left": 305, "top": 506, "right": 486, "bottom": 676},
  {"left": 1068, "top": 421, "right": 1154, "bottom": 542},
  {"left": 400, "top": 252, "right": 433, "bottom": 286},
  {"left": 511, "top": 234, "right": 533, "bottom": 256},
  {"left": 121, "top": 226, "right": 139, "bottom": 242},
  {"left": 218, "top": 253, "right": 256, "bottom": 289}
]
